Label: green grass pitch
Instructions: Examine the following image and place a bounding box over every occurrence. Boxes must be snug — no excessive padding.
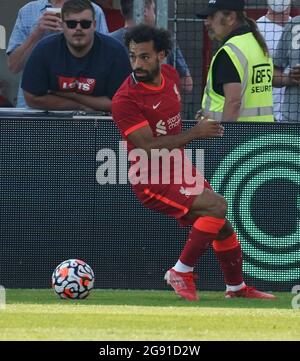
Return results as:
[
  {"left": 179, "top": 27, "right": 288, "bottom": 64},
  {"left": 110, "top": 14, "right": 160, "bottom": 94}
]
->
[{"left": 0, "top": 289, "right": 299, "bottom": 340}]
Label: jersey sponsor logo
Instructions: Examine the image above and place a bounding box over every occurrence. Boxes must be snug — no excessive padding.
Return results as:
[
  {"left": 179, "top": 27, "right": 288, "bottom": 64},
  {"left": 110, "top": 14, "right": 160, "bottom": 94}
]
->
[
  {"left": 156, "top": 120, "right": 167, "bottom": 135},
  {"left": 153, "top": 101, "right": 162, "bottom": 110},
  {"left": 251, "top": 63, "right": 272, "bottom": 94},
  {"left": 156, "top": 113, "right": 181, "bottom": 136},
  {"left": 167, "top": 113, "right": 181, "bottom": 130},
  {"left": 58, "top": 76, "right": 96, "bottom": 94}
]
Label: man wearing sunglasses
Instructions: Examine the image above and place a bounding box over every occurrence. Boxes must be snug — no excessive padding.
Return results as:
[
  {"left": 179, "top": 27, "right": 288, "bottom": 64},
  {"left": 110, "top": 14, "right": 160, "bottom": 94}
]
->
[
  {"left": 21, "top": 0, "right": 131, "bottom": 111},
  {"left": 7, "top": 0, "right": 109, "bottom": 108}
]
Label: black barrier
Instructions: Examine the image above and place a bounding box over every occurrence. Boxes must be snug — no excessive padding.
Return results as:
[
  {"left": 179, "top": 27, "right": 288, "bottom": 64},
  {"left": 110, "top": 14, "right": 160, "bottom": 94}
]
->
[{"left": 0, "top": 113, "right": 299, "bottom": 291}]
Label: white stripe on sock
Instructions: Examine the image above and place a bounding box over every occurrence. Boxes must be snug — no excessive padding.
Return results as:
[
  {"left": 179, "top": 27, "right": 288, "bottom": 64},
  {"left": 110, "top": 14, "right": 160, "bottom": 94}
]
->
[
  {"left": 173, "top": 260, "right": 194, "bottom": 273},
  {"left": 226, "top": 282, "right": 246, "bottom": 292}
]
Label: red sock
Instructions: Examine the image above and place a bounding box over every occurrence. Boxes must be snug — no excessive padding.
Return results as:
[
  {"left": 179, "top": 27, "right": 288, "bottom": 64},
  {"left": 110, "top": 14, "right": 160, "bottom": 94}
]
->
[
  {"left": 213, "top": 233, "right": 243, "bottom": 286},
  {"left": 179, "top": 216, "right": 226, "bottom": 267}
]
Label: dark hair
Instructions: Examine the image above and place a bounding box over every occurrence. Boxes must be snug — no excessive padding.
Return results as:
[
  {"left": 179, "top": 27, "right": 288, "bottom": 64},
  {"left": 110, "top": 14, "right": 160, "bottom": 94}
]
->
[
  {"left": 62, "top": 0, "right": 95, "bottom": 21},
  {"left": 221, "top": 10, "right": 269, "bottom": 56},
  {"left": 120, "top": 0, "right": 154, "bottom": 21},
  {"left": 124, "top": 24, "right": 172, "bottom": 56}
]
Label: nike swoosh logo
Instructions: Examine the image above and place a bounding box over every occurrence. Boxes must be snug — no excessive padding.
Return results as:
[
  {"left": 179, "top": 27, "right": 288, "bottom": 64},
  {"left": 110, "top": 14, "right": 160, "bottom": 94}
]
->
[{"left": 153, "top": 102, "right": 161, "bottom": 110}]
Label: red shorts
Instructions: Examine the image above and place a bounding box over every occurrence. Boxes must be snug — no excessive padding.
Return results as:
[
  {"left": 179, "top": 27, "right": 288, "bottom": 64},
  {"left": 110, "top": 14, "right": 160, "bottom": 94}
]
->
[{"left": 132, "top": 179, "right": 212, "bottom": 227}]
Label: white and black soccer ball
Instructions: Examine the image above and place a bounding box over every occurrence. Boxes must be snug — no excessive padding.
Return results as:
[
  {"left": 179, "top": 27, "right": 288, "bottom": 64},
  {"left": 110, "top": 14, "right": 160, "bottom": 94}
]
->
[{"left": 52, "top": 259, "right": 95, "bottom": 299}]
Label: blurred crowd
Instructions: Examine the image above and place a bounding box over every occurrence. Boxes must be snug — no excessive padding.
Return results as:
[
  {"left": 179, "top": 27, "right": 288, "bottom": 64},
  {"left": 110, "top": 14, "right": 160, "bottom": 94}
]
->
[{"left": 1, "top": 0, "right": 300, "bottom": 121}]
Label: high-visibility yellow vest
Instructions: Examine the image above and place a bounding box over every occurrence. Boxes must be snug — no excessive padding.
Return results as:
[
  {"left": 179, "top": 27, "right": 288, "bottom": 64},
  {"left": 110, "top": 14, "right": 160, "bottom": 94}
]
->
[{"left": 202, "top": 32, "right": 274, "bottom": 122}]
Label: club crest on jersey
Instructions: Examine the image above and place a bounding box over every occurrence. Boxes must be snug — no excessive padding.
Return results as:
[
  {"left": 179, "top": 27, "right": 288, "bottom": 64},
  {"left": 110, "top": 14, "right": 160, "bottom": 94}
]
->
[
  {"left": 156, "top": 120, "right": 167, "bottom": 136},
  {"left": 173, "top": 84, "right": 181, "bottom": 102},
  {"left": 58, "top": 76, "right": 96, "bottom": 94}
]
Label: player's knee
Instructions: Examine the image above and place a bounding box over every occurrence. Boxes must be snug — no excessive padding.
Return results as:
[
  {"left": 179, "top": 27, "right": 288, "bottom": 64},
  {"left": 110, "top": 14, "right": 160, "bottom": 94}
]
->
[{"left": 212, "top": 195, "right": 227, "bottom": 219}]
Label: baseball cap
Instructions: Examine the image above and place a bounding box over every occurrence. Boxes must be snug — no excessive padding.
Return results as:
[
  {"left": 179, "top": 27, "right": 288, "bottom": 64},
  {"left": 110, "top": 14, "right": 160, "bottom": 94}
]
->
[{"left": 197, "top": 0, "right": 245, "bottom": 19}]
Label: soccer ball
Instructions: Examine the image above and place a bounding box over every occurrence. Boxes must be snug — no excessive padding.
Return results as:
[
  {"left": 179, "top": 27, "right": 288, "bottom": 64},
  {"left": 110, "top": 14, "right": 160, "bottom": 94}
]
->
[{"left": 52, "top": 259, "right": 95, "bottom": 299}]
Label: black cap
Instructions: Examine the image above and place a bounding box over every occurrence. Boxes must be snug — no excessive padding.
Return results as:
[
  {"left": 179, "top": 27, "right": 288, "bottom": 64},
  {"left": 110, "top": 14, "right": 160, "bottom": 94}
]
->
[{"left": 197, "top": 0, "right": 245, "bottom": 19}]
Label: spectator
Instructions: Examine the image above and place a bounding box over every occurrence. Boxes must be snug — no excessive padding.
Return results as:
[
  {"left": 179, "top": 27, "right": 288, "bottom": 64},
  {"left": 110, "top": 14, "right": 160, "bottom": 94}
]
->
[
  {"left": 273, "top": 14, "right": 300, "bottom": 121},
  {"left": 7, "top": 0, "right": 109, "bottom": 108},
  {"left": 110, "top": 0, "right": 193, "bottom": 93},
  {"left": 92, "top": 0, "right": 125, "bottom": 32},
  {"left": 197, "top": 0, "right": 274, "bottom": 122},
  {"left": 256, "top": 0, "right": 292, "bottom": 121},
  {"left": 0, "top": 80, "right": 13, "bottom": 107},
  {"left": 21, "top": 0, "right": 131, "bottom": 111}
]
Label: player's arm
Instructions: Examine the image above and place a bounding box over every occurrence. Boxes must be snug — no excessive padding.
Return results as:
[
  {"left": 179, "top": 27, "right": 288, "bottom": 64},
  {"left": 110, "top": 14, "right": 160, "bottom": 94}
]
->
[
  {"left": 222, "top": 83, "right": 242, "bottom": 122},
  {"left": 7, "top": 12, "right": 62, "bottom": 74},
  {"left": 127, "top": 119, "right": 223, "bottom": 155},
  {"left": 23, "top": 91, "right": 91, "bottom": 110},
  {"left": 52, "top": 91, "right": 112, "bottom": 112}
]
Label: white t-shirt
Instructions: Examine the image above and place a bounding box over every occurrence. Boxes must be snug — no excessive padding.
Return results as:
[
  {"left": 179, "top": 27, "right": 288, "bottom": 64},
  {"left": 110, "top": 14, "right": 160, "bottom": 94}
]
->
[{"left": 256, "top": 16, "right": 290, "bottom": 121}]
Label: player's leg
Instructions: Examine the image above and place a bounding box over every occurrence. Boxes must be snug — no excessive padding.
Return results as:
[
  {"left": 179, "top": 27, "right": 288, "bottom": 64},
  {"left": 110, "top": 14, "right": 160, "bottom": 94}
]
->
[
  {"left": 213, "top": 220, "right": 276, "bottom": 299},
  {"left": 165, "top": 188, "right": 228, "bottom": 301},
  {"left": 213, "top": 220, "right": 245, "bottom": 291}
]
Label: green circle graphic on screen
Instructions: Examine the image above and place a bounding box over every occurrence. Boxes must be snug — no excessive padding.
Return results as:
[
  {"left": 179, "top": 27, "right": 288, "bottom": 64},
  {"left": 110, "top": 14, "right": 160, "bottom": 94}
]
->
[{"left": 211, "top": 134, "right": 300, "bottom": 282}]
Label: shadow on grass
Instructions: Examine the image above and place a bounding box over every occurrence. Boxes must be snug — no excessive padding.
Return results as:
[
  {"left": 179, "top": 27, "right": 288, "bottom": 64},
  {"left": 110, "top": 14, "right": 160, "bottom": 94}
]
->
[{"left": 5, "top": 289, "right": 292, "bottom": 309}]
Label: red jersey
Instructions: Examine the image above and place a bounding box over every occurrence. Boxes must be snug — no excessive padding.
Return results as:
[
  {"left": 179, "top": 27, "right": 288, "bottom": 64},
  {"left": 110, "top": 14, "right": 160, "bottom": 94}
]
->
[
  {"left": 112, "top": 64, "right": 182, "bottom": 152},
  {"left": 112, "top": 64, "right": 210, "bottom": 226}
]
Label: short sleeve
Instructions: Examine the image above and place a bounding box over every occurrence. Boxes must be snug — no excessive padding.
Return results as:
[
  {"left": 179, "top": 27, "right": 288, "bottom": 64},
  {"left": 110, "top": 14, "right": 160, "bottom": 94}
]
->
[
  {"left": 112, "top": 95, "right": 149, "bottom": 139},
  {"left": 6, "top": 8, "right": 29, "bottom": 54},
  {"left": 92, "top": 3, "right": 109, "bottom": 34},
  {"left": 212, "top": 49, "right": 241, "bottom": 95},
  {"left": 106, "top": 44, "right": 132, "bottom": 99},
  {"left": 21, "top": 43, "right": 49, "bottom": 96}
]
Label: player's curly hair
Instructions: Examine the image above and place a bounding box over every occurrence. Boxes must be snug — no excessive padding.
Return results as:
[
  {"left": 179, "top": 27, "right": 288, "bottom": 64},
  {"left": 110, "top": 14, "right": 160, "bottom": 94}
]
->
[{"left": 124, "top": 24, "right": 172, "bottom": 56}]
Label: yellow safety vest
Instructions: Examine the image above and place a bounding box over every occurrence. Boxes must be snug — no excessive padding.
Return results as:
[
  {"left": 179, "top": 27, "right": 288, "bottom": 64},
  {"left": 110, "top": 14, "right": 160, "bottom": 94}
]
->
[{"left": 202, "top": 32, "right": 274, "bottom": 122}]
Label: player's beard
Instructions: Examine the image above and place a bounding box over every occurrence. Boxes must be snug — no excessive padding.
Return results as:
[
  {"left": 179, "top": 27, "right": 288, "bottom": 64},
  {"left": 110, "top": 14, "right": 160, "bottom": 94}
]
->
[{"left": 133, "top": 59, "right": 160, "bottom": 84}]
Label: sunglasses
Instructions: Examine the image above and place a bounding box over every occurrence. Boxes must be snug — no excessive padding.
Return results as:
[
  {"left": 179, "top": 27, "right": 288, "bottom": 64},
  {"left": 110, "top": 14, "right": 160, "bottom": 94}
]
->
[{"left": 64, "top": 20, "right": 93, "bottom": 29}]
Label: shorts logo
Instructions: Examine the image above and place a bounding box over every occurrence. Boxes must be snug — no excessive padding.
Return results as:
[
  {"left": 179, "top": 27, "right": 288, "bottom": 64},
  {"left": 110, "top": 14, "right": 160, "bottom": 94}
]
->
[
  {"left": 58, "top": 76, "right": 96, "bottom": 94},
  {"left": 156, "top": 120, "right": 167, "bottom": 136}
]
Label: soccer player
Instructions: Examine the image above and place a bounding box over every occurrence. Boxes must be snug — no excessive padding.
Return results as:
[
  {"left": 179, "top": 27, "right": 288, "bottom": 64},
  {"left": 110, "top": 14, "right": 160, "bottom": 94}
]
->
[
  {"left": 112, "top": 24, "right": 276, "bottom": 301},
  {"left": 110, "top": 0, "right": 193, "bottom": 93}
]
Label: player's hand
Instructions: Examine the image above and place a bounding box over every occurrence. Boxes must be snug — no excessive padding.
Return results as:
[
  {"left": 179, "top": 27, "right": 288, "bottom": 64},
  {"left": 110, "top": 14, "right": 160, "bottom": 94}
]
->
[
  {"left": 35, "top": 11, "right": 63, "bottom": 36},
  {"left": 193, "top": 117, "right": 224, "bottom": 139}
]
